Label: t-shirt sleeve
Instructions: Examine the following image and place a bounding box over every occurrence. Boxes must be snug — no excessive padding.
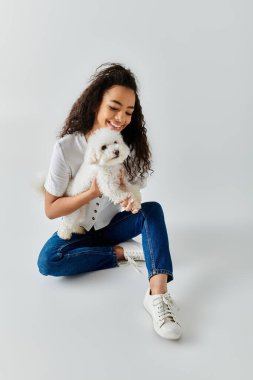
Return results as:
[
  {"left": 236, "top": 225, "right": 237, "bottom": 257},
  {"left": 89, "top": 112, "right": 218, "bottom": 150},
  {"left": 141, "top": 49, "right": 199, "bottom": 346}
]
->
[{"left": 44, "top": 141, "right": 71, "bottom": 196}]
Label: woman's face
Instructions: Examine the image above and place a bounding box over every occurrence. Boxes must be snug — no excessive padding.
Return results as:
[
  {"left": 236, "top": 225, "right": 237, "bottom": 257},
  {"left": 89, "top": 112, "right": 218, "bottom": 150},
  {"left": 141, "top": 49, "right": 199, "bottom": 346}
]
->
[{"left": 87, "top": 85, "right": 136, "bottom": 138}]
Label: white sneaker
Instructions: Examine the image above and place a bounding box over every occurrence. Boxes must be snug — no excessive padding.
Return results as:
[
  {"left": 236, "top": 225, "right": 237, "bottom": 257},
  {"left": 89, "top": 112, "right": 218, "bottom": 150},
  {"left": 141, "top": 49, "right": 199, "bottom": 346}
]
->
[
  {"left": 118, "top": 239, "right": 145, "bottom": 274},
  {"left": 143, "top": 288, "right": 182, "bottom": 340}
]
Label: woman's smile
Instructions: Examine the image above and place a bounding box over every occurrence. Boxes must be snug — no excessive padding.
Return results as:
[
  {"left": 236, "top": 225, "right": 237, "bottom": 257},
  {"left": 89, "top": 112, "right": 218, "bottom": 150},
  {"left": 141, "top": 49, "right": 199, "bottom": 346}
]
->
[{"left": 107, "top": 121, "right": 124, "bottom": 131}]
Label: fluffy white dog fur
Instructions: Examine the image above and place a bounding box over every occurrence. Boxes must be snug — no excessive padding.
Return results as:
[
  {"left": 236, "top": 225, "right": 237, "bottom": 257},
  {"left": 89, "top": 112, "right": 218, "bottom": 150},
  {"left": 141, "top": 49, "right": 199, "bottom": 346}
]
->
[{"left": 58, "top": 128, "right": 141, "bottom": 240}]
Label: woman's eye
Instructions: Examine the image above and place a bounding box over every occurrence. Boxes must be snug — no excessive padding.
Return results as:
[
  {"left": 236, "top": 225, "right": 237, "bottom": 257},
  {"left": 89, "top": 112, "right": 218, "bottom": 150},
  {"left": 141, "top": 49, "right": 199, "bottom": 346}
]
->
[
  {"left": 109, "top": 106, "right": 133, "bottom": 117},
  {"left": 101, "top": 145, "right": 107, "bottom": 150}
]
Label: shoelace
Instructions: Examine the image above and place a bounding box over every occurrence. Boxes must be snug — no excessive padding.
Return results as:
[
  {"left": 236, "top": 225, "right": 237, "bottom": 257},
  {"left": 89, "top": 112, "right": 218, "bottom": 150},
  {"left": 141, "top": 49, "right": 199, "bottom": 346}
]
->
[
  {"left": 119, "top": 251, "right": 145, "bottom": 274},
  {"left": 124, "top": 255, "right": 144, "bottom": 274},
  {"left": 152, "top": 294, "right": 180, "bottom": 328},
  {"left": 163, "top": 292, "right": 177, "bottom": 309}
]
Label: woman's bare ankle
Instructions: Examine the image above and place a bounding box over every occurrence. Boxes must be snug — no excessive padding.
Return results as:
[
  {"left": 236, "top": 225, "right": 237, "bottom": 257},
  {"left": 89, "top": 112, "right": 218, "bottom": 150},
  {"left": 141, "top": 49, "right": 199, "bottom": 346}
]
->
[
  {"left": 150, "top": 274, "right": 168, "bottom": 294},
  {"left": 113, "top": 246, "right": 125, "bottom": 261}
]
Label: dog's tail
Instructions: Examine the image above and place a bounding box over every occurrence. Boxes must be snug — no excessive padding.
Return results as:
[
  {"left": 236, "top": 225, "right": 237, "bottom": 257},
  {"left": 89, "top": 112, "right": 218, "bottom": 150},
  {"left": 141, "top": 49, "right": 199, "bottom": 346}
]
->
[{"left": 31, "top": 171, "right": 47, "bottom": 197}]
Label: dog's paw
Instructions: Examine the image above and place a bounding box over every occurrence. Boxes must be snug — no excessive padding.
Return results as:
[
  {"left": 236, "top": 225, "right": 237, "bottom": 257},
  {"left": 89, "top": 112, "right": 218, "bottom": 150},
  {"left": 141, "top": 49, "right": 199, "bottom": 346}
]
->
[
  {"left": 57, "top": 229, "right": 72, "bottom": 240},
  {"left": 72, "top": 225, "right": 86, "bottom": 235}
]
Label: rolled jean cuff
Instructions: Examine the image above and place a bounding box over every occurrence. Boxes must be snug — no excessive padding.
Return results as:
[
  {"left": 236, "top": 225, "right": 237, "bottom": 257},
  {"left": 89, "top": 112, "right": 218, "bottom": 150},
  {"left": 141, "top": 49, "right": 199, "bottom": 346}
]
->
[
  {"left": 111, "top": 247, "right": 120, "bottom": 268},
  {"left": 148, "top": 269, "right": 174, "bottom": 283}
]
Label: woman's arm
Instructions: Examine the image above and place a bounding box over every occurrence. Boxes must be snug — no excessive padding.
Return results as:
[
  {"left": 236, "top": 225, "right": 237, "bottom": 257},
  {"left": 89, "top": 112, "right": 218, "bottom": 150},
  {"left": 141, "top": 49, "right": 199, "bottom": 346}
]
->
[{"left": 44, "top": 178, "right": 102, "bottom": 219}]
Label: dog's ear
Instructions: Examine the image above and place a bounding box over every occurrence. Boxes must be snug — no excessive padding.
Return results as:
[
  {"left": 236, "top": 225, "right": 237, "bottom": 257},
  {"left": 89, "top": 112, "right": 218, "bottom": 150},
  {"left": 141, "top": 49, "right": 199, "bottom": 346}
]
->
[{"left": 85, "top": 147, "right": 99, "bottom": 164}]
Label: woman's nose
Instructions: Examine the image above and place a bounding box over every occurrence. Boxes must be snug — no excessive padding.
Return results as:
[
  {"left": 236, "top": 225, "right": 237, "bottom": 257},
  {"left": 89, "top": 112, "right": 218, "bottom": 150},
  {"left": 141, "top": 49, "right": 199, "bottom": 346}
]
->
[{"left": 115, "top": 112, "right": 125, "bottom": 124}]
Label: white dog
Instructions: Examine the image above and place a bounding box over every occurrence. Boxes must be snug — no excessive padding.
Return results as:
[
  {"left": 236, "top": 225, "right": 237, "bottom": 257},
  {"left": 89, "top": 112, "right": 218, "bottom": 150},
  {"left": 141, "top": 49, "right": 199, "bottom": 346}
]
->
[{"left": 58, "top": 128, "right": 142, "bottom": 239}]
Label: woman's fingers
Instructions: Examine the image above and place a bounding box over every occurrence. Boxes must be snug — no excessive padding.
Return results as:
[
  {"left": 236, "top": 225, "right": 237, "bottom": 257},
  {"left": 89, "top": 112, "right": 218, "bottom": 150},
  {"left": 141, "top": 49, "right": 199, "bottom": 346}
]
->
[
  {"left": 126, "top": 200, "right": 134, "bottom": 211},
  {"left": 120, "top": 194, "right": 141, "bottom": 214},
  {"left": 122, "top": 198, "right": 135, "bottom": 212}
]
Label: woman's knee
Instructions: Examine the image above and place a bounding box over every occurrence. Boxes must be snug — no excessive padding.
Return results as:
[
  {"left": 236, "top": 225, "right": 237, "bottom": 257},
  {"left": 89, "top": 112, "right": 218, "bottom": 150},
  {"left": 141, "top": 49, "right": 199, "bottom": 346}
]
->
[
  {"left": 37, "top": 249, "right": 49, "bottom": 276},
  {"left": 141, "top": 201, "right": 163, "bottom": 215},
  {"left": 37, "top": 245, "right": 59, "bottom": 276}
]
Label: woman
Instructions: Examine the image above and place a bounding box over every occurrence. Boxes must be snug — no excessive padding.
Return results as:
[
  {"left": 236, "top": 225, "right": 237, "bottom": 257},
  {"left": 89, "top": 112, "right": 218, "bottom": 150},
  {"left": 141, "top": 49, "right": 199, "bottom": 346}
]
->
[{"left": 37, "top": 62, "right": 182, "bottom": 340}]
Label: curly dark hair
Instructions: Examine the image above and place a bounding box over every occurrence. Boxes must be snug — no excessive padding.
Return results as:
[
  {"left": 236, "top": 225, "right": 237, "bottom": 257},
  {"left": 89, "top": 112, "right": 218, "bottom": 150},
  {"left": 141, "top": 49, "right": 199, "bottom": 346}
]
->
[{"left": 58, "top": 62, "right": 153, "bottom": 182}]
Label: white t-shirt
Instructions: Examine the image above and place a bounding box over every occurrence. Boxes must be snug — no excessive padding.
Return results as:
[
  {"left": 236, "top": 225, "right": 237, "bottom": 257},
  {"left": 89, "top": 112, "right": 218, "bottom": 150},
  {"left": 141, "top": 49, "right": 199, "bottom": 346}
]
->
[{"left": 44, "top": 132, "right": 147, "bottom": 231}]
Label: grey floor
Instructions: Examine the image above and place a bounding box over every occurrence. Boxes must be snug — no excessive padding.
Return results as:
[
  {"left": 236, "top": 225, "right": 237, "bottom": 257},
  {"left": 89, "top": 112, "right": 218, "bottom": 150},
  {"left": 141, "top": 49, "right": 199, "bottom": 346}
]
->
[
  {"left": 1, "top": 195, "right": 252, "bottom": 380},
  {"left": 1, "top": 0, "right": 252, "bottom": 378}
]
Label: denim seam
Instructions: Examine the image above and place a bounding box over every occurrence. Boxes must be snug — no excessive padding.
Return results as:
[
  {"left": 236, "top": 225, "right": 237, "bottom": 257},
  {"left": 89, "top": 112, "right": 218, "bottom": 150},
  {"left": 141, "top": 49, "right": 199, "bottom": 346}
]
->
[
  {"left": 57, "top": 239, "right": 86, "bottom": 255},
  {"left": 57, "top": 234, "right": 97, "bottom": 256},
  {"left": 142, "top": 210, "right": 156, "bottom": 272},
  {"left": 61, "top": 246, "right": 118, "bottom": 268},
  {"left": 64, "top": 249, "right": 115, "bottom": 258},
  {"left": 56, "top": 234, "right": 119, "bottom": 268}
]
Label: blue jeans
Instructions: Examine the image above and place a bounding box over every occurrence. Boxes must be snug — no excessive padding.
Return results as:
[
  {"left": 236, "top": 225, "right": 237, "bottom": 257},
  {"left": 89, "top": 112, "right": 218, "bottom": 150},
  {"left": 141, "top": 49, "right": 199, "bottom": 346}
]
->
[{"left": 37, "top": 201, "right": 174, "bottom": 283}]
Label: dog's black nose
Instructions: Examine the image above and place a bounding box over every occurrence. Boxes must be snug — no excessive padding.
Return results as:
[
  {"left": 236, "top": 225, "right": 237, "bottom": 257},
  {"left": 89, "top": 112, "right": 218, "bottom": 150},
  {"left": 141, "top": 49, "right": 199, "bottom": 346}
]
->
[{"left": 114, "top": 150, "right": 119, "bottom": 156}]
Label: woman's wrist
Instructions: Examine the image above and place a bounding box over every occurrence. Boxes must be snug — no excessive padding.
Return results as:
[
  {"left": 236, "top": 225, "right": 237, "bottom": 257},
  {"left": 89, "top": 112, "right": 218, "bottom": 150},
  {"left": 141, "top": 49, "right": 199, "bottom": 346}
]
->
[{"left": 79, "top": 189, "right": 97, "bottom": 204}]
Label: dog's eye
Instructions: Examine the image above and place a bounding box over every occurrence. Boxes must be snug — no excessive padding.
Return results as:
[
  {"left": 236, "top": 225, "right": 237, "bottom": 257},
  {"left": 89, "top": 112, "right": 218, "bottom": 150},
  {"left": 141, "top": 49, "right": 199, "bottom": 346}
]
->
[
  {"left": 101, "top": 145, "right": 107, "bottom": 150},
  {"left": 114, "top": 141, "right": 117, "bottom": 144}
]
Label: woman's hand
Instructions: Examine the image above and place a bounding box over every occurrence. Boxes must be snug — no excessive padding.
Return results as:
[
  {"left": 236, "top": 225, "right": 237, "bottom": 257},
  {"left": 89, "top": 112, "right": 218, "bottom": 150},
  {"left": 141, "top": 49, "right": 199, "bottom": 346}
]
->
[
  {"left": 89, "top": 178, "right": 102, "bottom": 198},
  {"left": 120, "top": 196, "right": 140, "bottom": 214},
  {"left": 118, "top": 168, "right": 141, "bottom": 214},
  {"left": 119, "top": 185, "right": 141, "bottom": 214}
]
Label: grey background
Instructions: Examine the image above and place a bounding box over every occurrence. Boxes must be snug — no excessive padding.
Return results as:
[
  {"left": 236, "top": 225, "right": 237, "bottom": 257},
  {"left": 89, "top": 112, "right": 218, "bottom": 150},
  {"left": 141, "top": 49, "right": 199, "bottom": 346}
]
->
[{"left": 0, "top": 0, "right": 252, "bottom": 379}]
